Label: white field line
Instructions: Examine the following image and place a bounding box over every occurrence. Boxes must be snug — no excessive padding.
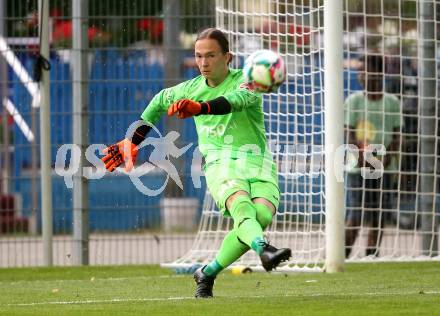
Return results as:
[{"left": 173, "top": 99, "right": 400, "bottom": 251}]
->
[
  {"left": 3, "top": 291, "right": 440, "bottom": 307},
  {"left": 3, "top": 98, "right": 35, "bottom": 142},
  {"left": 0, "top": 36, "right": 40, "bottom": 108},
  {"left": 0, "top": 274, "right": 186, "bottom": 286}
]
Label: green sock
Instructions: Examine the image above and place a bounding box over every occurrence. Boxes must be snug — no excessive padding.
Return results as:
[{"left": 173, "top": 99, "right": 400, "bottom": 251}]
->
[
  {"left": 229, "top": 195, "right": 264, "bottom": 250},
  {"left": 213, "top": 203, "right": 274, "bottom": 269},
  {"left": 251, "top": 236, "right": 266, "bottom": 255},
  {"left": 203, "top": 259, "right": 223, "bottom": 277},
  {"left": 215, "top": 229, "right": 250, "bottom": 269},
  {"left": 255, "top": 203, "right": 273, "bottom": 229}
]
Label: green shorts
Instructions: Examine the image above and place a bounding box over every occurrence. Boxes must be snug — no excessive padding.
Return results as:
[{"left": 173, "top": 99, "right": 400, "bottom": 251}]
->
[{"left": 204, "top": 158, "right": 280, "bottom": 216}]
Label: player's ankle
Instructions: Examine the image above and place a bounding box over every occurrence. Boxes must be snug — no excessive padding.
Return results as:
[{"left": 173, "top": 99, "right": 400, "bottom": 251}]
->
[
  {"left": 203, "top": 260, "right": 223, "bottom": 277},
  {"left": 251, "top": 236, "right": 266, "bottom": 255}
]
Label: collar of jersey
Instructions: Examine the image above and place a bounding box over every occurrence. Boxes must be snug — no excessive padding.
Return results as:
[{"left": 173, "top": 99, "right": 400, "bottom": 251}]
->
[{"left": 204, "top": 69, "right": 231, "bottom": 89}]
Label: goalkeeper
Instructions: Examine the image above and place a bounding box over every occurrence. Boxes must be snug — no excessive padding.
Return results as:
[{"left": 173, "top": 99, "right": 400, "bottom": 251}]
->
[{"left": 101, "top": 28, "right": 291, "bottom": 298}]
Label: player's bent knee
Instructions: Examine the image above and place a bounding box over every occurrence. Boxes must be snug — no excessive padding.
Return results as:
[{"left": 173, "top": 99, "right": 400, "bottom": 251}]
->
[
  {"left": 228, "top": 195, "right": 257, "bottom": 229},
  {"left": 254, "top": 203, "right": 274, "bottom": 230},
  {"left": 225, "top": 190, "right": 249, "bottom": 211}
]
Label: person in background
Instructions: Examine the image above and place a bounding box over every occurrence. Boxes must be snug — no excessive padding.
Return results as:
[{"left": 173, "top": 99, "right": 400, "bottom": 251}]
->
[{"left": 344, "top": 54, "right": 402, "bottom": 258}]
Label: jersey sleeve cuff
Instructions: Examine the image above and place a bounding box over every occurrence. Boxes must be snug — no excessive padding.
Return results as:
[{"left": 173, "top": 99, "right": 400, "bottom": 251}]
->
[{"left": 200, "top": 96, "right": 232, "bottom": 115}]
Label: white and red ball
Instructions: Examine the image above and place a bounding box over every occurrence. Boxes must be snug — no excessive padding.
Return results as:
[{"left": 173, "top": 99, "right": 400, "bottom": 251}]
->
[{"left": 242, "top": 49, "right": 286, "bottom": 93}]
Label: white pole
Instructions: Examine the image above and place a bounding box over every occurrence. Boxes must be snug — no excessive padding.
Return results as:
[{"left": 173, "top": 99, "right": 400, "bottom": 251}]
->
[
  {"left": 324, "top": 0, "right": 345, "bottom": 272},
  {"left": 72, "top": 0, "right": 89, "bottom": 265},
  {"left": 39, "top": 0, "right": 53, "bottom": 266}
]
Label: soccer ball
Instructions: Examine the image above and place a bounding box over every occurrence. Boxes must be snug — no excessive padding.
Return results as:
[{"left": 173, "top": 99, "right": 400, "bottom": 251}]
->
[{"left": 242, "top": 49, "right": 286, "bottom": 93}]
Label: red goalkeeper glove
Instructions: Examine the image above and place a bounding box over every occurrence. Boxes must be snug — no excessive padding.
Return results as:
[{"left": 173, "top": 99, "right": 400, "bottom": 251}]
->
[
  {"left": 101, "top": 138, "right": 138, "bottom": 172},
  {"left": 167, "top": 99, "right": 209, "bottom": 119}
]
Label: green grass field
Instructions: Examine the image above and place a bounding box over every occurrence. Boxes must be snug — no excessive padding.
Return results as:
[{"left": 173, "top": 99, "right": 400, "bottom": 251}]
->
[{"left": 0, "top": 262, "right": 439, "bottom": 316}]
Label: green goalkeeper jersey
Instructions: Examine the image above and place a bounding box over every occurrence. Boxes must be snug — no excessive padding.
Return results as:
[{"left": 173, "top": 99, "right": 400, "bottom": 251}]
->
[{"left": 141, "top": 69, "right": 273, "bottom": 166}]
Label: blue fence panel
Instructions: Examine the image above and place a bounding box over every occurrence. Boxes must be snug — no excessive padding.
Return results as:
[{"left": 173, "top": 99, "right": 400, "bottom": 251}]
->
[
  {"left": 10, "top": 55, "right": 34, "bottom": 175},
  {"left": 10, "top": 53, "right": 72, "bottom": 195},
  {"left": 50, "top": 56, "right": 72, "bottom": 159},
  {"left": 18, "top": 174, "right": 166, "bottom": 233}
]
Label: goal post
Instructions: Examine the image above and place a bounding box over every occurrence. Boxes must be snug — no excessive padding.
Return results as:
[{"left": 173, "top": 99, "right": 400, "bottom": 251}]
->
[
  {"left": 162, "top": 0, "right": 440, "bottom": 273},
  {"left": 323, "top": 0, "right": 345, "bottom": 273}
]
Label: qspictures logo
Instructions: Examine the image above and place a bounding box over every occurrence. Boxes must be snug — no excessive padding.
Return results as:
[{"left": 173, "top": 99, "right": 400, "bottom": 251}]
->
[{"left": 55, "top": 121, "right": 386, "bottom": 195}]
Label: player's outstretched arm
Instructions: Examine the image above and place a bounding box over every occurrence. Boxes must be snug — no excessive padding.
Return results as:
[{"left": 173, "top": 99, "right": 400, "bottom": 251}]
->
[
  {"left": 101, "top": 124, "right": 151, "bottom": 172},
  {"left": 103, "top": 81, "right": 189, "bottom": 172},
  {"left": 167, "top": 97, "right": 232, "bottom": 119}
]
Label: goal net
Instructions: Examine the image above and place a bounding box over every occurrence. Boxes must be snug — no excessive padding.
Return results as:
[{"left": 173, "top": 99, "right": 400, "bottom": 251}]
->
[
  {"left": 163, "top": 0, "right": 440, "bottom": 272},
  {"left": 342, "top": 0, "right": 439, "bottom": 261}
]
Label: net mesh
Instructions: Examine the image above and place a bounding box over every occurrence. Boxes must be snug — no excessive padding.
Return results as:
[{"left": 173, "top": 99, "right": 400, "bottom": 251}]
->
[
  {"left": 165, "top": 0, "right": 326, "bottom": 272},
  {"left": 164, "top": 0, "right": 440, "bottom": 272}
]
